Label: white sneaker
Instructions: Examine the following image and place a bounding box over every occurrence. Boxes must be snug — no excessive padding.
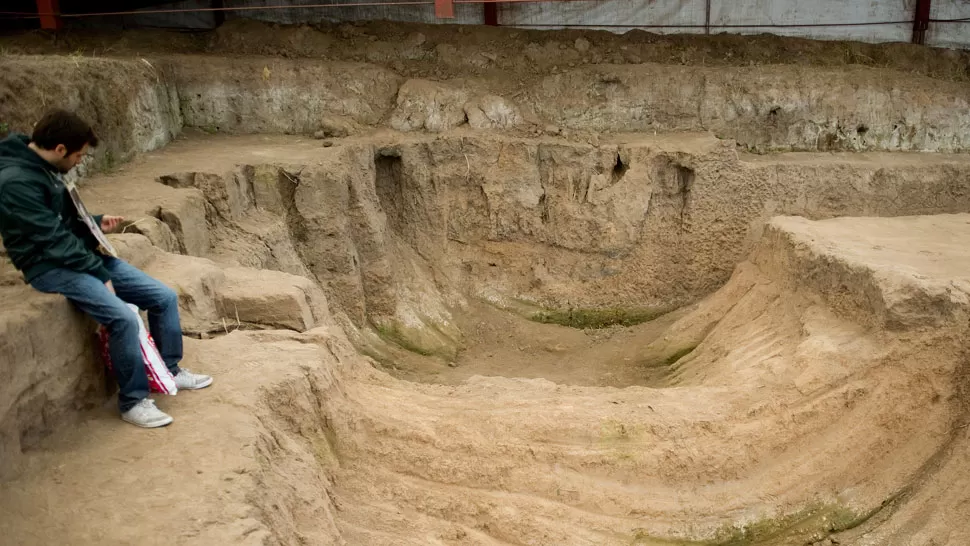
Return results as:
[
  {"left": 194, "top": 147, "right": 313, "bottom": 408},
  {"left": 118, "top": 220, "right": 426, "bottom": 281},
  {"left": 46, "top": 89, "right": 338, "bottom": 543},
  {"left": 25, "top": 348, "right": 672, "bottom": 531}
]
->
[
  {"left": 121, "top": 399, "right": 173, "bottom": 428},
  {"left": 174, "top": 368, "right": 213, "bottom": 390}
]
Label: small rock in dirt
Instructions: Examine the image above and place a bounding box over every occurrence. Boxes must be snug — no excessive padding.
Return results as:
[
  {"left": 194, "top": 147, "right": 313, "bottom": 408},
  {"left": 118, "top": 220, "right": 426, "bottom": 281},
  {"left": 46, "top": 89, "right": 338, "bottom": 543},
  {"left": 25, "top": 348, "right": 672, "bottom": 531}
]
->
[
  {"left": 390, "top": 79, "right": 469, "bottom": 132},
  {"left": 464, "top": 95, "right": 523, "bottom": 129},
  {"left": 337, "top": 24, "right": 358, "bottom": 39},
  {"left": 575, "top": 37, "right": 591, "bottom": 52},
  {"left": 321, "top": 140, "right": 334, "bottom": 147},
  {"left": 481, "top": 52, "right": 498, "bottom": 62},
  {"left": 544, "top": 125, "right": 561, "bottom": 136},
  {"left": 405, "top": 32, "right": 426, "bottom": 47},
  {"left": 312, "top": 130, "right": 326, "bottom": 139},
  {"left": 589, "top": 134, "right": 600, "bottom": 147},
  {"left": 436, "top": 43, "right": 458, "bottom": 57},
  {"left": 318, "top": 114, "right": 359, "bottom": 138},
  {"left": 524, "top": 43, "right": 542, "bottom": 63}
]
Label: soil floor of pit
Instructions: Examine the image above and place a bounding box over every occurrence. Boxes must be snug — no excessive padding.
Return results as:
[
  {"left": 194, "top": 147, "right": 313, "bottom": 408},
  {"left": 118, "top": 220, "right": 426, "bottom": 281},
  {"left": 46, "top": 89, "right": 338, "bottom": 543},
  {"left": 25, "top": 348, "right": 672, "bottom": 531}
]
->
[{"left": 379, "top": 300, "right": 690, "bottom": 388}]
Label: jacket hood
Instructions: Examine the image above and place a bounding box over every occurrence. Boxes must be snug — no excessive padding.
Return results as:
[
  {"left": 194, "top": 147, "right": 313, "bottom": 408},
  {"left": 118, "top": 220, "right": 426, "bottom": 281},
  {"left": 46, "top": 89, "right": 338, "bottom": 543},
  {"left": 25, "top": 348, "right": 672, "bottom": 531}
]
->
[{"left": 0, "top": 134, "right": 58, "bottom": 174}]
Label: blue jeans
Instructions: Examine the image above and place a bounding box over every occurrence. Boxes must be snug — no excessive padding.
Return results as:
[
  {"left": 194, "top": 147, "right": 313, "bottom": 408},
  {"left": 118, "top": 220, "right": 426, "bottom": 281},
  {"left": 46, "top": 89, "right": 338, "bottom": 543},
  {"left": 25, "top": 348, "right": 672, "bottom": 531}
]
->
[{"left": 30, "top": 257, "right": 183, "bottom": 412}]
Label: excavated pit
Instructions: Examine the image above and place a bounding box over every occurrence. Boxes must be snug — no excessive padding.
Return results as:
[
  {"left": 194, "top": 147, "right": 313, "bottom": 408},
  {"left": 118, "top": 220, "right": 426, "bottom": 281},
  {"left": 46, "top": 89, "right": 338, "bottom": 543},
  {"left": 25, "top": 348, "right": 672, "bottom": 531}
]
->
[
  {"left": 63, "top": 131, "right": 970, "bottom": 386},
  {"left": 2, "top": 131, "right": 969, "bottom": 546},
  {"left": 3, "top": 21, "right": 970, "bottom": 546}
]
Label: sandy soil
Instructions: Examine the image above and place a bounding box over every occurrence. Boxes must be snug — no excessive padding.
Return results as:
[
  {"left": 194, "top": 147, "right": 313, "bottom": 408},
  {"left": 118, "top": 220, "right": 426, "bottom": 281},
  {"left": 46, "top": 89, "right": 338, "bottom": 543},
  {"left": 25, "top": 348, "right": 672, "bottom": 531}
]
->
[
  {"left": 0, "top": 130, "right": 969, "bottom": 544},
  {"left": 380, "top": 300, "right": 690, "bottom": 387},
  {"left": 2, "top": 20, "right": 970, "bottom": 546},
  {"left": 2, "top": 210, "right": 970, "bottom": 545}
]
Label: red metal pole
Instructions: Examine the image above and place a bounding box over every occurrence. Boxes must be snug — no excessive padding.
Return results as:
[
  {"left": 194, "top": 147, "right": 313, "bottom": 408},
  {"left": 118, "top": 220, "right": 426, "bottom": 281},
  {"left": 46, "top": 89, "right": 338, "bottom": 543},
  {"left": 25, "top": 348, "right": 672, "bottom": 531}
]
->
[
  {"left": 435, "top": 0, "right": 455, "bottom": 18},
  {"left": 912, "top": 0, "right": 931, "bottom": 44},
  {"left": 36, "top": 0, "right": 62, "bottom": 30}
]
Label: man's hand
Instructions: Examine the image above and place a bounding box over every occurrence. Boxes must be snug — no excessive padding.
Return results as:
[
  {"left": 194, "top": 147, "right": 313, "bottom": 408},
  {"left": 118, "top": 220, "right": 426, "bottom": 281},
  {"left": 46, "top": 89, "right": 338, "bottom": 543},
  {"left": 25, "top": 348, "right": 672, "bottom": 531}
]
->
[
  {"left": 100, "top": 215, "right": 124, "bottom": 233},
  {"left": 105, "top": 280, "right": 115, "bottom": 294}
]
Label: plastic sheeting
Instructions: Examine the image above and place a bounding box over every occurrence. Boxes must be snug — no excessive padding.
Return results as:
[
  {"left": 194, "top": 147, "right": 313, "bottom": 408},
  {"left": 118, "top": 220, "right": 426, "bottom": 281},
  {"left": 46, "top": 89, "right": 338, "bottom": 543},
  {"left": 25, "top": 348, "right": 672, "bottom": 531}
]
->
[
  {"left": 222, "top": 0, "right": 481, "bottom": 25},
  {"left": 496, "top": 0, "right": 706, "bottom": 34},
  {"left": 928, "top": 0, "right": 970, "bottom": 49},
  {"left": 499, "top": 0, "right": 916, "bottom": 43},
  {"left": 707, "top": 0, "right": 914, "bottom": 42},
  {"left": 125, "top": 0, "right": 218, "bottom": 29}
]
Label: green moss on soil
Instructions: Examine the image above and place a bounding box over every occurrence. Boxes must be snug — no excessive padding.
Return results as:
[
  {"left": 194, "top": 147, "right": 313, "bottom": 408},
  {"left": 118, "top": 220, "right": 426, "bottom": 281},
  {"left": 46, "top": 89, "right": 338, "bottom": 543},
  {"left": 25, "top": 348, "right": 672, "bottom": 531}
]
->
[
  {"left": 531, "top": 307, "right": 671, "bottom": 329},
  {"left": 375, "top": 324, "right": 437, "bottom": 357},
  {"left": 712, "top": 504, "right": 865, "bottom": 545},
  {"left": 629, "top": 503, "right": 874, "bottom": 546}
]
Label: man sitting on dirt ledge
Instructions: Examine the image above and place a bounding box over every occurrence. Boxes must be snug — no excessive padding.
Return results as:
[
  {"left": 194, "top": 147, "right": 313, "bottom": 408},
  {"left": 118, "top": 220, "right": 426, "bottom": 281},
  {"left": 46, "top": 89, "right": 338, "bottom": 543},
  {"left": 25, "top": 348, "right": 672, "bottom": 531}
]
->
[{"left": 0, "top": 109, "right": 212, "bottom": 428}]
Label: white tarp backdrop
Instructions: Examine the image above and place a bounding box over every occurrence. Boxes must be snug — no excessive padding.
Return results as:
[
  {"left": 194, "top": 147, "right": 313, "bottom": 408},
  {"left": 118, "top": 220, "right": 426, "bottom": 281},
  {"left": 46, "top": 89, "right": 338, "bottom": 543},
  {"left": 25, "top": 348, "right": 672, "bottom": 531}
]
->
[
  {"left": 705, "top": 0, "right": 914, "bottom": 42},
  {"left": 121, "top": 0, "right": 970, "bottom": 49},
  {"left": 495, "top": 0, "right": 706, "bottom": 33},
  {"left": 222, "top": 0, "right": 482, "bottom": 25},
  {"left": 929, "top": 0, "right": 970, "bottom": 48}
]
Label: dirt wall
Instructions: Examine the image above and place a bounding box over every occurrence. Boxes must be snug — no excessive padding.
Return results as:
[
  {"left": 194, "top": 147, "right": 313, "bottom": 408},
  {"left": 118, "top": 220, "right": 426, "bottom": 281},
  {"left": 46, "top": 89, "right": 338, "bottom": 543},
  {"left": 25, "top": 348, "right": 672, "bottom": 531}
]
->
[
  {"left": 0, "top": 280, "right": 103, "bottom": 480},
  {"left": 72, "top": 133, "right": 970, "bottom": 359},
  {"left": 158, "top": 55, "right": 970, "bottom": 152},
  {"left": 535, "top": 64, "right": 970, "bottom": 152},
  {"left": 312, "top": 133, "right": 970, "bottom": 312},
  {"left": 6, "top": 19, "right": 970, "bottom": 83},
  {"left": 165, "top": 56, "right": 401, "bottom": 134},
  {"left": 0, "top": 56, "right": 181, "bottom": 171},
  {"left": 4, "top": 20, "right": 970, "bottom": 153}
]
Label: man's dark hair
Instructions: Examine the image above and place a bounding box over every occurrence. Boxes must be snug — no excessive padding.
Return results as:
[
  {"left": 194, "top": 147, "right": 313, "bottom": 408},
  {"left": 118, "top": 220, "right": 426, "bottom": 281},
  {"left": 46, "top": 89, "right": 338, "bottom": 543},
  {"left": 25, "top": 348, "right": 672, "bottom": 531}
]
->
[{"left": 30, "top": 109, "right": 99, "bottom": 154}]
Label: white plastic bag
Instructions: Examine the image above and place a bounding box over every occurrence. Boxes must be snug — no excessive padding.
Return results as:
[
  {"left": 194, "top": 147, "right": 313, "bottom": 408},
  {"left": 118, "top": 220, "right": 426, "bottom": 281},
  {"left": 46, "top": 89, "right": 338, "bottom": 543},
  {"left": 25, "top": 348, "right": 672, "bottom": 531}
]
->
[{"left": 99, "top": 304, "right": 178, "bottom": 395}]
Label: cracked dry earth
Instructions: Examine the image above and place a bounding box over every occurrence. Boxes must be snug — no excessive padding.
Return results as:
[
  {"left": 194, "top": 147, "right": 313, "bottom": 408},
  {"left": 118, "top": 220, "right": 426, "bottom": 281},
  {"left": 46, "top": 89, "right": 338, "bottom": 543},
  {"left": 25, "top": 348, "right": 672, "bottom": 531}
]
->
[{"left": 2, "top": 131, "right": 970, "bottom": 546}]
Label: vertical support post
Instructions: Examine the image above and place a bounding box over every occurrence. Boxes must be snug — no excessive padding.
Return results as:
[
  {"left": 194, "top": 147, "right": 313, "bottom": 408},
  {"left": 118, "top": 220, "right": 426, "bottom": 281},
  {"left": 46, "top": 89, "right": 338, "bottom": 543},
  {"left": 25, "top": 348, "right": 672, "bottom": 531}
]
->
[
  {"left": 484, "top": 1, "right": 498, "bottom": 26},
  {"left": 212, "top": 0, "right": 226, "bottom": 27},
  {"left": 913, "top": 0, "right": 932, "bottom": 45},
  {"left": 435, "top": 0, "right": 455, "bottom": 19},
  {"left": 704, "top": 0, "right": 711, "bottom": 34},
  {"left": 36, "top": 0, "right": 62, "bottom": 31}
]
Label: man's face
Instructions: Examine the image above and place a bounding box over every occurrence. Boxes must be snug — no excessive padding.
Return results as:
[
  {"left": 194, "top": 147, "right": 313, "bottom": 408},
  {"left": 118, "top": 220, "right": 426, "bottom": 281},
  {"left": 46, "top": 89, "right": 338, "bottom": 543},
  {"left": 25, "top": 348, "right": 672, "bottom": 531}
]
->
[{"left": 51, "top": 143, "right": 88, "bottom": 174}]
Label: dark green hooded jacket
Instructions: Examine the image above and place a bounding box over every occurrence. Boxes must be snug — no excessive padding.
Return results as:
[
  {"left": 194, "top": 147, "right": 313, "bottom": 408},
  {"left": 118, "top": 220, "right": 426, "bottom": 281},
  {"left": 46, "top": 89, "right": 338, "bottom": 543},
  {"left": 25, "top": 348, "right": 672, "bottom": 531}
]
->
[{"left": 0, "top": 134, "right": 109, "bottom": 283}]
